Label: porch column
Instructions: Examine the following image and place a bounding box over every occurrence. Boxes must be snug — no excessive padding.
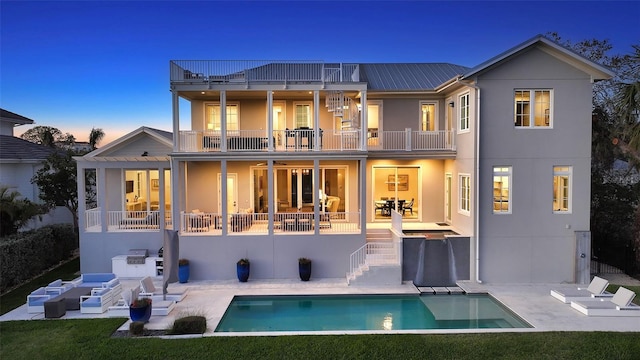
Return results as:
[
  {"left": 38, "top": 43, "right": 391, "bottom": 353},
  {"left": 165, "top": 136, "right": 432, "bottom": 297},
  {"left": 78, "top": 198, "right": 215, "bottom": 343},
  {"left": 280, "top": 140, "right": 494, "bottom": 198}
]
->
[
  {"left": 360, "top": 90, "right": 367, "bottom": 150},
  {"left": 359, "top": 158, "right": 367, "bottom": 234},
  {"left": 267, "top": 90, "right": 274, "bottom": 151},
  {"left": 76, "top": 163, "right": 86, "bottom": 232},
  {"left": 313, "top": 90, "right": 320, "bottom": 151},
  {"left": 170, "top": 158, "right": 181, "bottom": 232},
  {"left": 158, "top": 166, "right": 166, "bottom": 230},
  {"left": 172, "top": 91, "right": 180, "bottom": 152},
  {"left": 220, "top": 90, "right": 227, "bottom": 152},
  {"left": 98, "top": 167, "right": 107, "bottom": 233},
  {"left": 313, "top": 158, "right": 320, "bottom": 234},
  {"left": 267, "top": 161, "right": 274, "bottom": 235},
  {"left": 221, "top": 160, "right": 228, "bottom": 236}
]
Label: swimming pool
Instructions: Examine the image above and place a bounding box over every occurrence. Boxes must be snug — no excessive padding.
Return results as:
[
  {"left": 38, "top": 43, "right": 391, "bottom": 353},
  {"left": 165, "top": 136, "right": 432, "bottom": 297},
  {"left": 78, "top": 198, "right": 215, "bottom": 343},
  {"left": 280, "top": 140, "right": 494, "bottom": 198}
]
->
[{"left": 215, "top": 294, "right": 531, "bottom": 332}]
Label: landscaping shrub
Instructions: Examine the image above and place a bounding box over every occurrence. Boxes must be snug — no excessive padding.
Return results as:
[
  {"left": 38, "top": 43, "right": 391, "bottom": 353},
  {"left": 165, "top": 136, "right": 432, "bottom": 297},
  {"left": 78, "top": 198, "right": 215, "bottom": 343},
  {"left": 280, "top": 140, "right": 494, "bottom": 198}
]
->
[
  {"left": 0, "top": 224, "right": 76, "bottom": 292},
  {"left": 170, "top": 315, "right": 207, "bottom": 335},
  {"left": 129, "top": 321, "right": 145, "bottom": 336}
]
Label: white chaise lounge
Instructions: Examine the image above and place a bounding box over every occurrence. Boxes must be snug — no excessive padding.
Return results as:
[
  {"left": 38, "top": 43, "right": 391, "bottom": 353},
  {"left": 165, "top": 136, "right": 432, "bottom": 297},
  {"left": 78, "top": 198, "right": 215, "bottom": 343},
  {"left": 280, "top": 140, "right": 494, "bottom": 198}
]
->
[
  {"left": 550, "top": 276, "right": 611, "bottom": 304},
  {"left": 570, "top": 286, "right": 640, "bottom": 316},
  {"left": 140, "top": 276, "right": 186, "bottom": 302}
]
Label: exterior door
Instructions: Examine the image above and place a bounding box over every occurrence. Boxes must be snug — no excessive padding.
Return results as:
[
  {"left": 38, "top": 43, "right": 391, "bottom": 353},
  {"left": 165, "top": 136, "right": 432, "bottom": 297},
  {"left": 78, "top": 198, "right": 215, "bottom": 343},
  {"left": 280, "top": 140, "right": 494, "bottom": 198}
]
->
[
  {"left": 217, "top": 173, "right": 238, "bottom": 214},
  {"left": 272, "top": 102, "right": 286, "bottom": 148}
]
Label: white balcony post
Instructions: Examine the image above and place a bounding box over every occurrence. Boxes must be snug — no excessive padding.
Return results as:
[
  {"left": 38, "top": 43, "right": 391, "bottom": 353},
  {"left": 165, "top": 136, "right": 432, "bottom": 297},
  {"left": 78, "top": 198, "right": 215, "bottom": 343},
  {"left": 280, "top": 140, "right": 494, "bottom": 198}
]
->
[
  {"left": 158, "top": 166, "right": 165, "bottom": 230},
  {"left": 313, "top": 90, "right": 320, "bottom": 151},
  {"left": 267, "top": 90, "right": 274, "bottom": 151},
  {"left": 98, "top": 167, "right": 107, "bottom": 232},
  {"left": 313, "top": 158, "right": 320, "bottom": 234},
  {"left": 221, "top": 160, "right": 228, "bottom": 236},
  {"left": 220, "top": 90, "right": 227, "bottom": 152},
  {"left": 77, "top": 163, "right": 86, "bottom": 232},
  {"left": 359, "top": 158, "right": 367, "bottom": 234},
  {"left": 170, "top": 158, "right": 181, "bottom": 232},
  {"left": 172, "top": 91, "right": 180, "bottom": 152},
  {"left": 405, "top": 128, "right": 412, "bottom": 151},
  {"left": 360, "top": 91, "right": 367, "bottom": 150}
]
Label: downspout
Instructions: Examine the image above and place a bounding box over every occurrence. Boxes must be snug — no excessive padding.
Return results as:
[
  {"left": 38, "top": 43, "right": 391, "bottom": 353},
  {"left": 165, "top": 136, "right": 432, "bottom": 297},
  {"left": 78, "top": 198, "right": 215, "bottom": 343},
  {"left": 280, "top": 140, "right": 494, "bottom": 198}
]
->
[{"left": 456, "top": 77, "right": 482, "bottom": 284}]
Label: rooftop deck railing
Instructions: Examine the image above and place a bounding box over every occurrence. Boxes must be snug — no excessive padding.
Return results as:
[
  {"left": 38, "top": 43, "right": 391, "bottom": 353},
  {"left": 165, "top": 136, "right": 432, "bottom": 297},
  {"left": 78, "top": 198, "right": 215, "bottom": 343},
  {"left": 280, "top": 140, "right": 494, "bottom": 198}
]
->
[
  {"left": 170, "top": 61, "right": 359, "bottom": 84},
  {"left": 178, "top": 129, "right": 454, "bottom": 152}
]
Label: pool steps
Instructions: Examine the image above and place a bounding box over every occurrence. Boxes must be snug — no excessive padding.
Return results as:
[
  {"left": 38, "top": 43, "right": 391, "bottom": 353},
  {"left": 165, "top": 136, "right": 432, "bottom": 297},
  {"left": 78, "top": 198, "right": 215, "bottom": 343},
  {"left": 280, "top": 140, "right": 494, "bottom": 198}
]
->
[{"left": 417, "top": 286, "right": 465, "bottom": 295}]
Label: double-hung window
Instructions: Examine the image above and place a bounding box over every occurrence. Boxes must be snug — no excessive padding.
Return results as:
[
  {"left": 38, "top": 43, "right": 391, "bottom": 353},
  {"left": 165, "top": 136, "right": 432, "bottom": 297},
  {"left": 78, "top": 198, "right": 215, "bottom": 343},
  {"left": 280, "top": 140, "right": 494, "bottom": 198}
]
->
[
  {"left": 459, "top": 174, "right": 470, "bottom": 215},
  {"left": 459, "top": 93, "right": 469, "bottom": 132},
  {"left": 553, "top": 166, "right": 571, "bottom": 213},
  {"left": 294, "top": 102, "right": 313, "bottom": 128},
  {"left": 514, "top": 90, "right": 552, "bottom": 127},
  {"left": 493, "top": 167, "right": 511, "bottom": 213},
  {"left": 206, "top": 103, "right": 239, "bottom": 134}
]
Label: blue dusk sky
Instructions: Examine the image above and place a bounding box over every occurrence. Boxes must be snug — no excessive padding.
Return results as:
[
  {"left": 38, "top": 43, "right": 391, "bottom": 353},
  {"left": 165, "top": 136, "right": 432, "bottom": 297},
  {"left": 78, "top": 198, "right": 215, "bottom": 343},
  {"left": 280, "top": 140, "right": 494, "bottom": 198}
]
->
[{"left": 1, "top": 1, "right": 638, "bottom": 144}]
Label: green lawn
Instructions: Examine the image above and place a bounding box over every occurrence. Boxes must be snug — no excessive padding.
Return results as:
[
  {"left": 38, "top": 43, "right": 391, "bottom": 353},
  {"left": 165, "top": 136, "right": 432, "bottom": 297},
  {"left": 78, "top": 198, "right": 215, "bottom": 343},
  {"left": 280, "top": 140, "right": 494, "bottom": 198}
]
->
[
  {"left": 1, "top": 319, "right": 639, "bottom": 360},
  {"left": 2, "top": 262, "right": 639, "bottom": 359}
]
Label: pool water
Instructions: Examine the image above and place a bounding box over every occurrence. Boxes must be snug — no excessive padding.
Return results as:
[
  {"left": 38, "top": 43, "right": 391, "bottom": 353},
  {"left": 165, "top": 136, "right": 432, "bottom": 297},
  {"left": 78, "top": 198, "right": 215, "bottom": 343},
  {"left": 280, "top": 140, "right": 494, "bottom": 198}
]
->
[{"left": 215, "top": 294, "right": 530, "bottom": 332}]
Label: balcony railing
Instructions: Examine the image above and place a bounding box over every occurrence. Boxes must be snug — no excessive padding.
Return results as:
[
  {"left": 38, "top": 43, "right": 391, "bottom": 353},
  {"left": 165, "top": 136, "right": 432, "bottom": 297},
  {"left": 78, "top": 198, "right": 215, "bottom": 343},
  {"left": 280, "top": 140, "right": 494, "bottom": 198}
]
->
[
  {"left": 170, "top": 61, "right": 359, "bottom": 84},
  {"left": 85, "top": 207, "right": 101, "bottom": 231},
  {"left": 179, "top": 211, "right": 361, "bottom": 235},
  {"left": 178, "top": 129, "right": 454, "bottom": 153}
]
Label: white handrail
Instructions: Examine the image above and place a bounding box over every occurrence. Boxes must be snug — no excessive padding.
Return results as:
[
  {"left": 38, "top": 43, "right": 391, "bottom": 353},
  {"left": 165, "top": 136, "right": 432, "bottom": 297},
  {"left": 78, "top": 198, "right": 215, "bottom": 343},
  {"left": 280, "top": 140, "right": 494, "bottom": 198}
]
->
[{"left": 348, "top": 242, "right": 399, "bottom": 280}]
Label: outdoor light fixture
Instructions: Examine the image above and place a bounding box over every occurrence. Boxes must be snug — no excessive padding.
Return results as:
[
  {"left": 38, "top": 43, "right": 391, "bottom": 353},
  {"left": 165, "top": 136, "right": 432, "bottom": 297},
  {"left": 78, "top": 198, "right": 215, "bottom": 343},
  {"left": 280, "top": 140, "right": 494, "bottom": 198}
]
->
[{"left": 449, "top": 102, "right": 455, "bottom": 107}]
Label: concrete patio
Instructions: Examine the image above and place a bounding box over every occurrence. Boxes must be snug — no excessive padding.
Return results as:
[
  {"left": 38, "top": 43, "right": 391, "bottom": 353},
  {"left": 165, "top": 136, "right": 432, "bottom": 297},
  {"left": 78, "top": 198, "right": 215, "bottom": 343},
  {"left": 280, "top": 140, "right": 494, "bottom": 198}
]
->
[{"left": 2, "top": 274, "right": 639, "bottom": 336}]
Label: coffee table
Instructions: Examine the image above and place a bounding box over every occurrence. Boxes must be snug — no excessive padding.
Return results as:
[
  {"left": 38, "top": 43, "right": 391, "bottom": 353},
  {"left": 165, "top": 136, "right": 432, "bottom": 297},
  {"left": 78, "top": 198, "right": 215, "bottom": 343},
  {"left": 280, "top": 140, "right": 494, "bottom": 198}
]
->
[{"left": 46, "top": 287, "right": 93, "bottom": 311}]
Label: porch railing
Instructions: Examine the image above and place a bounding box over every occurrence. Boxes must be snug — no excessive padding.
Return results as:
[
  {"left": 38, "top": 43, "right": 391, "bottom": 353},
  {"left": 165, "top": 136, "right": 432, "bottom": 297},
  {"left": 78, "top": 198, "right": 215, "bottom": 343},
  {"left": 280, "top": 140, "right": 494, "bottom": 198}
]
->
[
  {"left": 178, "top": 129, "right": 454, "bottom": 152},
  {"left": 170, "top": 60, "right": 359, "bottom": 84},
  {"left": 108, "top": 211, "right": 161, "bottom": 230},
  {"left": 348, "top": 241, "right": 399, "bottom": 281},
  {"left": 85, "top": 207, "right": 101, "bottom": 230}
]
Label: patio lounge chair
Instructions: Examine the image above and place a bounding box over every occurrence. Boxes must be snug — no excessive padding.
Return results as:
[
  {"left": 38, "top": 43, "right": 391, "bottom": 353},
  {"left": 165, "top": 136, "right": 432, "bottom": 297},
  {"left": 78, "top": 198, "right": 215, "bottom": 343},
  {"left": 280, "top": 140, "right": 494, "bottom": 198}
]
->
[
  {"left": 80, "top": 287, "right": 116, "bottom": 314},
  {"left": 570, "top": 286, "right": 640, "bottom": 316},
  {"left": 139, "top": 276, "right": 186, "bottom": 302},
  {"left": 550, "top": 276, "right": 611, "bottom": 303}
]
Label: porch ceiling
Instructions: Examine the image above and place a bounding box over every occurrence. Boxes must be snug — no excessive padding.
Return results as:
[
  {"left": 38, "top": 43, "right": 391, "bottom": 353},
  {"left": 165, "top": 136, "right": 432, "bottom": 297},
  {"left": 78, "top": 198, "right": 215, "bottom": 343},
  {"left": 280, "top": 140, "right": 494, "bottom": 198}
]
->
[
  {"left": 79, "top": 156, "right": 170, "bottom": 162},
  {"left": 179, "top": 89, "right": 360, "bottom": 101}
]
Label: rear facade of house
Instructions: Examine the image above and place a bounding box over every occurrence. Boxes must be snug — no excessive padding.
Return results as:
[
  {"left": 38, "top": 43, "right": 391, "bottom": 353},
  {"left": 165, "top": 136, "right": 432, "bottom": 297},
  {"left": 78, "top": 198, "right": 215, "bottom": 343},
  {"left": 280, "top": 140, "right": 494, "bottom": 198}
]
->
[{"left": 76, "top": 35, "right": 613, "bottom": 285}]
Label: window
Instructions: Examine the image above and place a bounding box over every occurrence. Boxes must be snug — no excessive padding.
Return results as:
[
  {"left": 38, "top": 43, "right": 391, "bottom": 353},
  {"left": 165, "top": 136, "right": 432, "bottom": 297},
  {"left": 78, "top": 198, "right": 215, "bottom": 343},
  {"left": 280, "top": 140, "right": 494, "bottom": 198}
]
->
[
  {"left": 553, "top": 166, "right": 571, "bottom": 213},
  {"left": 420, "top": 102, "right": 436, "bottom": 131},
  {"left": 205, "top": 103, "right": 239, "bottom": 133},
  {"left": 294, "top": 102, "right": 312, "bottom": 128},
  {"left": 459, "top": 93, "right": 469, "bottom": 131},
  {"left": 514, "top": 90, "right": 552, "bottom": 127},
  {"left": 459, "top": 174, "right": 470, "bottom": 215},
  {"left": 493, "top": 167, "right": 511, "bottom": 213}
]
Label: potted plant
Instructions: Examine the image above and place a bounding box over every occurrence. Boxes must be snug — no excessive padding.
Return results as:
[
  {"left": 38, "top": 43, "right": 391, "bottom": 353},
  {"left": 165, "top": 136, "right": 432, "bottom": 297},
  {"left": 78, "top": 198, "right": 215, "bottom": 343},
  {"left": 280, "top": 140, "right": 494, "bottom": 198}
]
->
[
  {"left": 298, "top": 257, "right": 312, "bottom": 281},
  {"left": 237, "top": 258, "right": 250, "bottom": 282},
  {"left": 178, "top": 258, "right": 190, "bottom": 283},
  {"left": 129, "top": 297, "right": 152, "bottom": 323}
]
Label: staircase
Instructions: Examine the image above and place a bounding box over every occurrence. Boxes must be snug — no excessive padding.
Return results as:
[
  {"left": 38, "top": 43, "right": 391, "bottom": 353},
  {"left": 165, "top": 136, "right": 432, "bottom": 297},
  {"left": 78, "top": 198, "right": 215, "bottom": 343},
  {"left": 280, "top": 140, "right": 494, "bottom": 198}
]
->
[
  {"left": 346, "top": 241, "right": 402, "bottom": 286},
  {"left": 325, "top": 91, "right": 359, "bottom": 130}
]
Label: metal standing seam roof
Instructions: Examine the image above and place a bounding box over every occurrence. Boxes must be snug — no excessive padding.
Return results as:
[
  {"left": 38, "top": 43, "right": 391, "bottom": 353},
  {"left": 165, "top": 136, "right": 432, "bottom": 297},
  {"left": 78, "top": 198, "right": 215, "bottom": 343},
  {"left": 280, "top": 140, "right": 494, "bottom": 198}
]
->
[
  {"left": 0, "top": 135, "right": 57, "bottom": 161},
  {"left": 359, "top": 63, "right": 470, "bottom": 91},
  {"left": 0, "top": 109, "right": 35, "bottom": 126}
]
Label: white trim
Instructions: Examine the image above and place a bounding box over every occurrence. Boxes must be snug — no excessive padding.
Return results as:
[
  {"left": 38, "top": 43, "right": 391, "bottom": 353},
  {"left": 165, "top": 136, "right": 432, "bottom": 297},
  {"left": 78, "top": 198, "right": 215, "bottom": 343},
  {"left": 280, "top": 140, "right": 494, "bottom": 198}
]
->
[
  {"left": 492, "top": 166, "right": 512, "bottom": 214},
  {"left": 204, "top": 101, "right": 240, "bottom": 132},
  {"left": 419, "top": 100, "right": 439, "bottom": 131},
  {"left": 553, "top": 165, "right": 572, "bottom": 214},
  {"left": 458, "top": 93, "right": 470, "bottom": 133},
  {"left": 293, "top": 101, "right": 313, "bottom": 128},
  {"left": 458, "top": 173, "right": 471, "bottom": 216}
]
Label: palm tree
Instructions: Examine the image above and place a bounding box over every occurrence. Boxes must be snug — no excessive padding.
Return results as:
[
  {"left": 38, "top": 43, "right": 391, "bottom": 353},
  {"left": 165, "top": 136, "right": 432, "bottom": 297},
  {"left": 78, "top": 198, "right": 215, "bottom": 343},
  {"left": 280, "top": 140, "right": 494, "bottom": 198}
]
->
[
  {"left": 613, "top": 45, "right": 640, "bottom": 166},
  {"left": 88, "top": 128, "right": 105, "bottom": 151}
]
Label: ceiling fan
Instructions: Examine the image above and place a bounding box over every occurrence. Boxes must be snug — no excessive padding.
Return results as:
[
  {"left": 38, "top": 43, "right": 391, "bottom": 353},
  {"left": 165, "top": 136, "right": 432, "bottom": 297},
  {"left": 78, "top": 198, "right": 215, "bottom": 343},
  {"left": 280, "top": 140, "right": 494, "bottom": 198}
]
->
[{"left": 256, "top": 161, "right": 287, "bottom": 166}]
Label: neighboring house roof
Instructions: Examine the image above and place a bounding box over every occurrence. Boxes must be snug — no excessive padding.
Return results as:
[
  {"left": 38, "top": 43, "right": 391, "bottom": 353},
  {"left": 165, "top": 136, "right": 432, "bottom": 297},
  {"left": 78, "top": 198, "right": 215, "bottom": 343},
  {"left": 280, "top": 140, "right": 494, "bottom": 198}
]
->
[
  {"left": 462, "top": 34, "right": 615, "bottom": 80},
  {"left": 0, "top": 135, "right": 56, "bottom": 162},
  {"left": 359, "top": 63, "right": 470, "bottom": 91},
  {"left": 79, "top": 126, "right": 173, "bottom": 162},
  {"left": 0, "top": 108, "right": 35, "bottom": 126}
]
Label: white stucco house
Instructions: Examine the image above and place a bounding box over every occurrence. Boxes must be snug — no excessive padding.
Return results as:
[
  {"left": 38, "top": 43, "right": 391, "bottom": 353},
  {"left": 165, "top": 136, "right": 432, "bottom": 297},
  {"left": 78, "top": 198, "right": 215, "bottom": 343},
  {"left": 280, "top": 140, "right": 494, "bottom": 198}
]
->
[
  {"left": 0, "top": 109, "right": 74, "bottom": 229},
  {"left": 75, "top": 35, "right": 613, "bottom": 285}
]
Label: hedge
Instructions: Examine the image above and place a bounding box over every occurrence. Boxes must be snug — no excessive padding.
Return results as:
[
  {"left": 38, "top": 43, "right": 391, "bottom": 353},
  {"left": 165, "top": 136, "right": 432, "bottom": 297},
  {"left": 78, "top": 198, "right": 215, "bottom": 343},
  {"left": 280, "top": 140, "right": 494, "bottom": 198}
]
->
[{"left": 0, "top": 224, "right": 77, "bottom": 293}]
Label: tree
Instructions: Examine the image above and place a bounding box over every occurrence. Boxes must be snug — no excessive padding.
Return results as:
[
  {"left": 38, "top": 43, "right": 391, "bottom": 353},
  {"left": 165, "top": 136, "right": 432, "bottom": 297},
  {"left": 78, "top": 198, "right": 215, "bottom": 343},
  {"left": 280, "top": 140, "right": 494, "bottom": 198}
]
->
[
  {"left": 31, "top": 151, "right": 79, "bottom": 232},
  {"left": 88, "top": 127, "right": 105, "bottom": 151},
  {"left": 0, "top": 186, "right": 46, "bottom": 236},
  {"left": 20, "top": 126, "right": 75, "bottom": 148}
]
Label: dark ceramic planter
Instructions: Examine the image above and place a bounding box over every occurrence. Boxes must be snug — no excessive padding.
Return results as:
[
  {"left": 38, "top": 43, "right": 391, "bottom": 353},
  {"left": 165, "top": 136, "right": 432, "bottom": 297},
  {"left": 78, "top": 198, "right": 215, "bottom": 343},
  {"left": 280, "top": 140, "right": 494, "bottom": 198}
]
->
[
  {"left": 129, "top": 303, "right": 152, "bottom": 323},
  {"left": 299, "top": 261, "right": 312, "bottom": 281},
  {"left": 237, "top": 263, "right": 250, "bottom": 282},
  {"left": 178, "top": 264, "right": 190, "bottom": 283}
]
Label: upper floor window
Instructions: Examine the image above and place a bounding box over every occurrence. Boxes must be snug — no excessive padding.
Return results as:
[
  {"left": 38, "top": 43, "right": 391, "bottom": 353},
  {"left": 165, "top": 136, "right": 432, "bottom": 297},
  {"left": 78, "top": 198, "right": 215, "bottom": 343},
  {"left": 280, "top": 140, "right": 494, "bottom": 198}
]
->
[
  {"left": 294, "top": 102, "right": 313, "bottom": 128},
  {"left": 553, "top": 166, "right": 571, "bottom": 213},
  {"left": 206, "top": 103, "right": 239, "bottom": 133},
  {"left": 514, "top": 90, "right": 552, "bottom": 127},
  {"left": 459, "top": 93, "right": 469, "bottom": 132},
  {"left": 420, "top": 102, "right": 437, "bottom": 131},
  {"left": 459, "top": 174, "right": 470, "bottom": 215},
  {"left": 493, "top": 166, "right": 511, "bottom": 214}
]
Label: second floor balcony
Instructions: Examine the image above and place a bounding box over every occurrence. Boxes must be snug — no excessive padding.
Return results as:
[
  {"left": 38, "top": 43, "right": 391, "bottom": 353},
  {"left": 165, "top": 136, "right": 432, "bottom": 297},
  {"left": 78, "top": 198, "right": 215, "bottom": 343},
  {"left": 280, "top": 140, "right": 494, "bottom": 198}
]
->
[{"left": 177, "top": 128, "right": 456, "bottom": 153}]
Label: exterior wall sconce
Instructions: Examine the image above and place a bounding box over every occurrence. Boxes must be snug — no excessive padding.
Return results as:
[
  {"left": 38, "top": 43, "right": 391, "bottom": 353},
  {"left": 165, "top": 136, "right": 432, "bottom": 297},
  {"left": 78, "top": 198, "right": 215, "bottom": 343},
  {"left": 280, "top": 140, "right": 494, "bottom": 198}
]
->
[{"left": 448, "top": 102, "right": 455, "bottom": 108}]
